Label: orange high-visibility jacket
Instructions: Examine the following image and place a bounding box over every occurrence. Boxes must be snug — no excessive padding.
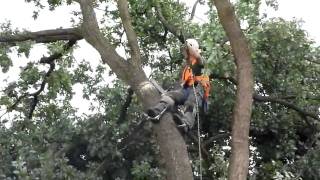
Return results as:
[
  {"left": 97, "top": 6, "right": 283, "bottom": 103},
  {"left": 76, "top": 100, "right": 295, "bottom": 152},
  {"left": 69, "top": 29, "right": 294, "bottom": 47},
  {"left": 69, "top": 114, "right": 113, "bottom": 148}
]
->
[{"left": 181, "top": 57, "right": 211, "bottom": 100}]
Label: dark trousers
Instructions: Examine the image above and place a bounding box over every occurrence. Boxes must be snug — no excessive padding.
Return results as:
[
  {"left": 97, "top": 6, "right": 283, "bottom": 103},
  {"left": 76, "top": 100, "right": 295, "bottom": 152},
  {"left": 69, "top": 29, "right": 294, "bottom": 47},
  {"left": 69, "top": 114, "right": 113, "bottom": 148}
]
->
[
  {"left": 166, "top": 86, "right": 196, "bottom": 112},
  {"left": 164, "top": 86, "right": 198, "bottom": 128}
]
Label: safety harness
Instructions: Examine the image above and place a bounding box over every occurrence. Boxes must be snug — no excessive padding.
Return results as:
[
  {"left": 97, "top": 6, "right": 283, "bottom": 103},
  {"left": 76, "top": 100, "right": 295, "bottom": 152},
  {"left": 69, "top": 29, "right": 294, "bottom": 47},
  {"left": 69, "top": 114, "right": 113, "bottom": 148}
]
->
[{"left": 181, "top": 56, "right": 211, "bottom": 110}]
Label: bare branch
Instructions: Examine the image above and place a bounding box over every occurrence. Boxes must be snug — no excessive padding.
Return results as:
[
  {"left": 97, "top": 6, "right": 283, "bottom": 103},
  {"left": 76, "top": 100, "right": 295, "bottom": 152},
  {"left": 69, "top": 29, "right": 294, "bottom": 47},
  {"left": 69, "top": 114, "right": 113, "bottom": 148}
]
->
[
  {"left": 154, "top": 1, "right": 185, "bottom": 43},
  {"left": 189, "top": 0, "right": 200, "bottom": 21},
  {"left": 0, "top": 28, "right": 82, "bottom": 43},
  {"left": 117, "top": 0, "right": 142, "bottom": 65}
]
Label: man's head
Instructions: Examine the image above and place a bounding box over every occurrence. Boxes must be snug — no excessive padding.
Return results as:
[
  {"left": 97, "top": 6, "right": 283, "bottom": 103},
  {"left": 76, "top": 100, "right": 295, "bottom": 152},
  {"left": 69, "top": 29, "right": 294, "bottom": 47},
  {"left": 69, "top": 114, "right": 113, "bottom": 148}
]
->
[{"left": 185, "top": 38, "right": 201, "bottom": 59}]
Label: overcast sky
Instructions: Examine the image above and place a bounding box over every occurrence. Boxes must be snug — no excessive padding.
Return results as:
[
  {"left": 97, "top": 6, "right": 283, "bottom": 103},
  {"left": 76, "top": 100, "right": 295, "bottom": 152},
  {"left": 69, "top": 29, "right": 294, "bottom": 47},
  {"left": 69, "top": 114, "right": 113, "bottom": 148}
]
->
[
  {"left": 0, "top": 0, "right": 319, "bottom": 116},
  {"left": 0, "top": 0, "right": 319, "bottom": 42}
]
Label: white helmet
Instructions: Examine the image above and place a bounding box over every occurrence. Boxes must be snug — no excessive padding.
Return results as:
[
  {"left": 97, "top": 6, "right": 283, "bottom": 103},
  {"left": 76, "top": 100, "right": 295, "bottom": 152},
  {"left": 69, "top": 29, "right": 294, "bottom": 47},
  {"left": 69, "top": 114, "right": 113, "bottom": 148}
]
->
[
  {"left": 185, "top": 38, "right": 201, "bottom": 58},
  {"left": 185, "top": 38, "right": 199, "bottom": 49}
]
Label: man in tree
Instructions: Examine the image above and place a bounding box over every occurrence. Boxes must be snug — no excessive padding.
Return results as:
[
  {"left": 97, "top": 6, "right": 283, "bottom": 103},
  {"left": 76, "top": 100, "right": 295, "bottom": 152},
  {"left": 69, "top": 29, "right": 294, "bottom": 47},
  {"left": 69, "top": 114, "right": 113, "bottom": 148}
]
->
[{"left": 147, "top": 38, "right": 210, "bottom": 132}]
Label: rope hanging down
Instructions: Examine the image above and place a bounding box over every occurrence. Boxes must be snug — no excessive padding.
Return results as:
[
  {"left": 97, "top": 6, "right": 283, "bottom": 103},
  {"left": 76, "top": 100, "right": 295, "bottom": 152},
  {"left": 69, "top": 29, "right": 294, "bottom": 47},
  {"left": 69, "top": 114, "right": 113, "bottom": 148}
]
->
[{"left": 192, "top": 73, "right": 203, "bottom": 180}]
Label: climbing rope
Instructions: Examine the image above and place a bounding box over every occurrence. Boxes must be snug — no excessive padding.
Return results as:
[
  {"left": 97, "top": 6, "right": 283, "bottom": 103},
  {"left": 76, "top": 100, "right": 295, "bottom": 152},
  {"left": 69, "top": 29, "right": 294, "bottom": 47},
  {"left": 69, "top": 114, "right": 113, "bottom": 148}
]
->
[{"left": 191, "top": 74, "right": 203, "bottom": 180}]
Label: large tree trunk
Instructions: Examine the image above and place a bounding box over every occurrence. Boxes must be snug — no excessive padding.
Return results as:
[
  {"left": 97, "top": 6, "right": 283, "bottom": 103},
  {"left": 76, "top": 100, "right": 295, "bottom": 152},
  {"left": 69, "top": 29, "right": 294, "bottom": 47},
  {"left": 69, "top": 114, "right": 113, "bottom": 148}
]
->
[
  {"left": 78, "top": 0, "right": 193, "bottom": 179},
  {"left": 212, "top": 0, "right": 254, "bottom": 180},
  {"left": 135, "top": 83, "right": 193, "bottom": 180}
]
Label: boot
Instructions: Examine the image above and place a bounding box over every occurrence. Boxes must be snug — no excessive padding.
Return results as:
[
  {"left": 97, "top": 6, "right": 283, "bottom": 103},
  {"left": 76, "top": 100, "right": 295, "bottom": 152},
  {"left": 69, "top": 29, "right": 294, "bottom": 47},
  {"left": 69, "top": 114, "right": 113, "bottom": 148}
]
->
[{"left": 146, "top": 95, "right": 174, "bottom": 121}]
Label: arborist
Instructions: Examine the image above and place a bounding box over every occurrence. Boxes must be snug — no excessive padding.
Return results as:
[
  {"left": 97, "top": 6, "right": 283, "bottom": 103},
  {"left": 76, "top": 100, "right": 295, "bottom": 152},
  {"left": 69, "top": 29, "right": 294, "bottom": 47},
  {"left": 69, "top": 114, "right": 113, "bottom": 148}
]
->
[{"left": 146, "top": 38, "right": 211, "bottom": 132}]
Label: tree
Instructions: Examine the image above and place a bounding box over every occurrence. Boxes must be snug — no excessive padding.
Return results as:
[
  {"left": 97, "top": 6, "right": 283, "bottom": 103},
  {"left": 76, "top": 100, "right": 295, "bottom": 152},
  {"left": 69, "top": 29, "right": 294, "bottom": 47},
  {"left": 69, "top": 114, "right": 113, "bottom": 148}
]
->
[
  {"left": 78, "top": 0, "right": 193, "bottom": 178},
  {"left": 0, "top": 0, "right": 319, "bottom": 179},
  {"left": 0, "top": 0, "right": 193, "bottom": 179},
  {"left": 212, "top": 0, "right": 253, "bottom": 179}
]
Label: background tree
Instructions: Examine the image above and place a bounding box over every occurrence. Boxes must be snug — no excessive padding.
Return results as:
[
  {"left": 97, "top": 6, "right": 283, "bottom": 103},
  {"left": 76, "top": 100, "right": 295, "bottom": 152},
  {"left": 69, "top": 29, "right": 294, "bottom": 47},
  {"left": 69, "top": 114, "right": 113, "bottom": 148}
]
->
[{"left": 212, "top": 0, "right": 253, "bottom": 179}]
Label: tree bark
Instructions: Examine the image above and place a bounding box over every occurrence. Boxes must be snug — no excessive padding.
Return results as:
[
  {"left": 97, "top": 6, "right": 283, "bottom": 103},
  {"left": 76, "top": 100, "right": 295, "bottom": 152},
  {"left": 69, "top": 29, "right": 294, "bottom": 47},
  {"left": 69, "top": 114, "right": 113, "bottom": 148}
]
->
[
  {"left": 78, "top": 0, "right": 193, "bottom": 179},
  {"left": 212, "top": 1, "right": 254, "bottom": 180},
  {"left": 0, "top": 28, "right": 82, "bottom": 43}
]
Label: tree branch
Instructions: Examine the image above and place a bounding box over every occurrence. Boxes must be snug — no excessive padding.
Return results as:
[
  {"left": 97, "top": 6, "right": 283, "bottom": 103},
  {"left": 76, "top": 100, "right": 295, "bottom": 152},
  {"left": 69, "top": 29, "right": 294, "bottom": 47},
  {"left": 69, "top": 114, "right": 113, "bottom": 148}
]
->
[
  {"left": 117, "top": 0, "right": 142, "bottom": 65},
  {"left": 3, "top": 40, "right": 77, "bottom": 119},
  {"left": 28, "top": 40, "right": 76, "bottom": 119},
  {"left": 189, "top": 0, "right": 200, "bottom": 21},
  {"left": 209, "top": 72, "right": 237, "bottom": 85},
  {"left": 305, "top": 58, "right": 320, "bottom": 65},
  {"left": 203, "top": 132, "right": 230, "bottom": 147},
  {"left": 254, "top": 94, "right": 320, "bottom": 120},
  {"left": 117, "top": 87, "right": 134, "bottom": 124},
  {"left": 0, "top": 28, "right": 82, "bottom": 43},
  {"left": 154, "top": 1, "right": 185, "bottom": 43},
  {"left": 77, "top": 0, "right": 137, "bottom": 84},
  {"left": 27, "top": 61, "right": 55, "bottom": 119},
  {"left": 213, "top": 1, "right": 254, "bottom": 178},
  {"left": 210, "top": 73, "right": 319, "bottom": 121}
]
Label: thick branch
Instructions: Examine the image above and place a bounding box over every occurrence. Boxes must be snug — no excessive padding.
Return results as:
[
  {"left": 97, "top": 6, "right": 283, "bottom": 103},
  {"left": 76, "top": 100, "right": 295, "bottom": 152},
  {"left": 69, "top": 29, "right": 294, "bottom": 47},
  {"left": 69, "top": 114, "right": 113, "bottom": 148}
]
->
[
  {"left": 79, "top": 1, "right": 193, "bottom": 178},
  {"left": 117, "top": 0, "right": 142, "bottom": 65},
  {"left": 213, "top": 0, "right": 254, "bottom": 179},
  {"left": 78, "top": 0, "right": 131, "bottom": 82},
  {"left": 0, "top": 28, "right": 82, "bottom": 43},
  {"left": 154, "top": 2, "right": 185, "bottom": 43}
]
